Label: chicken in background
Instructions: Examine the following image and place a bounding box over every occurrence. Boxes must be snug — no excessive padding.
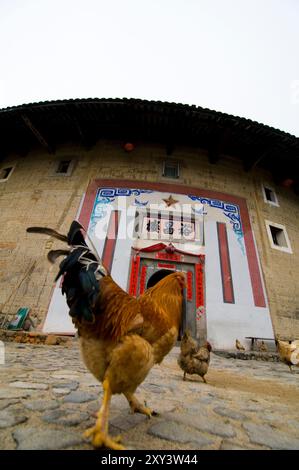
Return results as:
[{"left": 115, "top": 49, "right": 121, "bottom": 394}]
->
[
  {"left": 27, "top": 221, "right": 185, "bottom": 450},
  {"left": 258, "top": 340, "right": 268, "bottom": 352},
  {"left": 276, "top": 339, "right": 299, "bottom": 372},
  {"left": 236, "top": 339, "right": 245, "bottom": 351},
  {"left": 178, "top": 330, "right": 212, "bottom": 383}
]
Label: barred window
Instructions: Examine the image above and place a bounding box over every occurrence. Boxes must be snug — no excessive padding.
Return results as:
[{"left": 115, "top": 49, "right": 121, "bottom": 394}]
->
[{"left": 162, "top": 161, "right": 179, "bottom": 179}]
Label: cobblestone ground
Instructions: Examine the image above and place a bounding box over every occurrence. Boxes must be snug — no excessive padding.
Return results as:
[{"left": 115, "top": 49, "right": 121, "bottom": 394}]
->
[{"left": 0, "top": 342, "right": 298, "bottom": 450}]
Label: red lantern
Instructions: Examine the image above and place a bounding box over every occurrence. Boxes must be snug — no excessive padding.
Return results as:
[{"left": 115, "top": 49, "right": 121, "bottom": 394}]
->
[
  {"left": 123, "top": 142, "right": 134, "bottom": 152},
  {"left": 282, "top": 178, "right": 294, "bottom": 188}
]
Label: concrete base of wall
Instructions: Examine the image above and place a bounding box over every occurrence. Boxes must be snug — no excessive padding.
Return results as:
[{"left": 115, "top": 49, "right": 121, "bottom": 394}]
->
[{"left": 214, "top": 350, "right": 280, "bottom": 362}]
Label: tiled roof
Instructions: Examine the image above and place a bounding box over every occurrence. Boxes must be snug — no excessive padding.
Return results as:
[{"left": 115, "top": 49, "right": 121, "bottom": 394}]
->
[{"left": 0, "top": 98, "right": 298, "bottom": 191}]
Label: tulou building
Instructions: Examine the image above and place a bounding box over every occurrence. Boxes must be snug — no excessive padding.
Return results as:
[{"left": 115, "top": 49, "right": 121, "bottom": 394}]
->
[{"left": 0, "top": 98, "right": 298, "bottom": 350}]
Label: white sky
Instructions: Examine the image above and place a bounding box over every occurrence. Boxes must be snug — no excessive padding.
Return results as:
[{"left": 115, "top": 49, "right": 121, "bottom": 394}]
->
[{"left": 0, "top": 0, "right": 298, "bottom": 136}]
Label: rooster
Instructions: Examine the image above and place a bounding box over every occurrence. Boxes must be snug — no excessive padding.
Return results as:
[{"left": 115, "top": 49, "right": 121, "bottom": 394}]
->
[
  {"left": 177, "top": 330, "right": 212, "bottom": 383},
  {"left": 27, "top": 221, "right": 185, "bottom": 450},
  {"left": 276, "top": 339, "right": 299, "bottom": 373}
]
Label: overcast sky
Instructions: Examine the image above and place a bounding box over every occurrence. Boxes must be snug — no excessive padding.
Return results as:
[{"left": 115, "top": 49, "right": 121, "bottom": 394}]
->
[{"left": 0, "top": 0, "right": 298, "bottom": 136}]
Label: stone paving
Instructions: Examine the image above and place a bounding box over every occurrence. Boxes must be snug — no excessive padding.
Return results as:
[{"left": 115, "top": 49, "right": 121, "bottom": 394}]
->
[{"left": 0, "top": 341, "right": 298, "bottom": 450}]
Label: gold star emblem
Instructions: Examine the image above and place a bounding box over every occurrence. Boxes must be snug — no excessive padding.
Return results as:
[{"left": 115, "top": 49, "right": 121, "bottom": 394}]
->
[{"left": 163, "top": 195, "right": 179, "bottom": 207}]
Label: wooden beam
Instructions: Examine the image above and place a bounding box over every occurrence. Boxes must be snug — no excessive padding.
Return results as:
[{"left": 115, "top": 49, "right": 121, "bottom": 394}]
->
[
  {"left": 166, "top": 143, "right": 174, "bottom": 156},
  {"left": 73, "top": 118, "right": 96, "bottom": 149},
  {"left": 71, "top": 113, "right": 85, "bottom": 141},
  {"left": 21, "top": 114, "right": 55, "bottom": 153},
  {"left": 82, "top": 132, "right": 98, "bottom": 150},
  {"left": 208, "top": 128, "right": 231, "bottom": 164},
  {"left": 243, "top": 149, "right": 272, "bottom": 172}
]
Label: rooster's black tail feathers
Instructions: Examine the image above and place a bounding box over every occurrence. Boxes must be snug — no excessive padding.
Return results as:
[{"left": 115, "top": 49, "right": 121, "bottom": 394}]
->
[
  {"left": 26, "top": 221, "right": 86, "bottom": 246},
  {"left": 27, "top": 220, "right": 106, "bottom": 323},
  {"left": 67, "top": 221, "right": 87, "bottom": 247},
  {"left": 47, "top": 249, "right": 70, "bottom": 264},
  {"left": 26, "top": 226, "right": 68, "bottom": 242}
]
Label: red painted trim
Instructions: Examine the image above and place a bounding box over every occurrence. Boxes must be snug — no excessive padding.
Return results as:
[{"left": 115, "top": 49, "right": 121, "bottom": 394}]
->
[
  {"left": 155, "top": 252, "right": 182, "bottom": 261},
  {"left": 195, "top": 263, "right": 204, "bottom": 308},
  {"left": 217, "top": 222, "right": 235, "bottom": 304},
  {"left": 133, "top": 242, "right": 201, "bottom": 258},
  {"left": 157, "top": 263, "right": 176, "bottom": 270},
  {"left": 129, "top": 255, "right": 140, "bottom": 297},
  {"left": 242, "top": 225, "right": 266, "bottom": 308},
  {"left": 139, "top": 265, "right": 147, "bottom": 295},
  {"left": 102, "top": 210, "right": 120, "bottom": 272},
  {"left": 187, "top": 271, "right": 193, "bottom": 301},
  {"left": 78, "top": 187, "right": 97, "bottom": 229},
  {"left": 78, "top": 178, "right": 266, "bottom": 308}
]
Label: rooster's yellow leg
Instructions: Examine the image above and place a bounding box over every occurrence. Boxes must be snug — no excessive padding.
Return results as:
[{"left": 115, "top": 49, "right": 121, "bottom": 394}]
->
[
  {"left": 124, "top": 392, "right": 158, "bottom": 418},
  {"left": 84, "top": 378, "right": 125, "bottom": 450}
]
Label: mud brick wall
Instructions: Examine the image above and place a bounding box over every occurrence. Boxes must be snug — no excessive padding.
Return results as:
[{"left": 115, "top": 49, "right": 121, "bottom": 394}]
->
[{"left": 0, "top": 141, "right": 298, "bottom": 338}]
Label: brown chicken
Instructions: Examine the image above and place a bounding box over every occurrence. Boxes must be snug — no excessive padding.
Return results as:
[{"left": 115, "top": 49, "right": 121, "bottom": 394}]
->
[
  {"left": 27, "top": 221, "right": 185, "bottom": 450},
  {"left": 276, "top": 339, "right": 299, "bottom": 372},
  {"left": 235, "top": 339, "right": 245, "bottom": 351},
  {"left": 177, "top": 330, "right": 212, "bottom": 383},
  {"left": 258, "top": 340, "right": 268, "bottom": 352}
]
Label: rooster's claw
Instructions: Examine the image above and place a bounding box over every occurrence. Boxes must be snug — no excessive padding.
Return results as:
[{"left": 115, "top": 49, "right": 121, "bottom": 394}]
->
[{"left": 84, "top": 427, "right": 125, "bottom": 450}]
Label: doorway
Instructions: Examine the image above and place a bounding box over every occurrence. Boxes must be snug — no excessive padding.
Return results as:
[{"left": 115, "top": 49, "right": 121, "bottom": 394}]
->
[
  {"left": 131, "top": 255, "right": 206, "bottom": 341},
  {"left": 146, "top": 268, "right": 174, "bottom": 288}
]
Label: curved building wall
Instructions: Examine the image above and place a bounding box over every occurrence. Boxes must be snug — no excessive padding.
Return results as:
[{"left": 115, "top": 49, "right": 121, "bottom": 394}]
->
[{"left": 0, "top": 140, "right": 298, "bottom": 345}]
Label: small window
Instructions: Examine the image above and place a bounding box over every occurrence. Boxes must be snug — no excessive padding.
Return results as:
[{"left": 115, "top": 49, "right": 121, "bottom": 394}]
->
[
  {"left": 264, "top": 187, "right": 274, "bottom": 202},
  {"left": 269, "top": 226, "right": 287, "bottom": 247},
  {"left": 265, "top": 220, "right": 292, "bottom": 253},
  {"left": 0, "top": 167, "right": 13, "bottom": 181},
  {"left": 52, "top": 159, "right": 75, "bottom": 176},
  {"left": 262, "top": 185, "right": 279, "bottom": 206},
  {"left": 56, "top": 160, "right": 71, "bottom": 174},
  {"left": 162, "top": 161, "right": 179, "bottom": 179}
]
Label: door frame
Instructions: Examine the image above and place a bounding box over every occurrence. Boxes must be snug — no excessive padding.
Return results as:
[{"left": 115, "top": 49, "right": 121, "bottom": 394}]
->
[{"left": 128, "top": 248, "right": 206, "bottom": 340}]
